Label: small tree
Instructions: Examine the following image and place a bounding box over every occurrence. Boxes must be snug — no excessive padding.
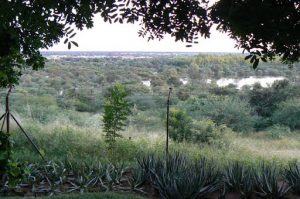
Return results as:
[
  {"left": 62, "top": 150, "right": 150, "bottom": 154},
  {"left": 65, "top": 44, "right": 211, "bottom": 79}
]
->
[
  {"left": 102, "top": 84, "right": 131, "bottom": 150},
  {"left": 169, "top": 108, "right": 193, "bottom": 142}
]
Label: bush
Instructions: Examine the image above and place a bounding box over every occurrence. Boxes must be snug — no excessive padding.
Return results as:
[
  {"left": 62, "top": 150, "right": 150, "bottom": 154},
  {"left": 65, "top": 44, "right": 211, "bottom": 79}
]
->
[
  {"left": 29, "top": 105, "right": 60, "bottom": 124},
  {"left": 0, "top": 131, "right": 10, "bottom": 176},
  {"left": 254, "top": 117, "right": 273, "bottom": 131},
  {"left": 272, "top": 98, "right": 300, "bottom": 130},
  {"left": 192, "top": 119, "right": 233, "bottom": 147},
  {"left": 169, "top": 108, "right": 193, "bottom": 142},
  {"left": 266, "top": 124, "right": 291, "bottom": 139},
  {"left": 249, "top": 80, "right": 292, "bottom": 118},
  {"left": 182, "top": 96, "right": 254, "bottom": 133}
]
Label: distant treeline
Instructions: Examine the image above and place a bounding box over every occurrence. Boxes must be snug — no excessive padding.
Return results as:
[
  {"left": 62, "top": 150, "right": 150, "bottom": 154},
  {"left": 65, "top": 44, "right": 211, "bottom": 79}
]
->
[{"left": 0, "top": 54, "right": 299, "bottom": 133}]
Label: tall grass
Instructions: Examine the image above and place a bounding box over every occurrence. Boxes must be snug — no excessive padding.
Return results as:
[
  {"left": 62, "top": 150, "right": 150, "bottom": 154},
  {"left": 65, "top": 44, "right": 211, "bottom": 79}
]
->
[{"left": 9, "top": 118, "right": 300, "bottom": 170}]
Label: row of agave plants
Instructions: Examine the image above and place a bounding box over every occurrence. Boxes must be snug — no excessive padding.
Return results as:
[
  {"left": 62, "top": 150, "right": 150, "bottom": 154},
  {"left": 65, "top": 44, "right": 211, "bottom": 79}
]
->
[
  {"left": 0, "top": 161, "right": 133, "bottom": 196},
  {"left": 1, "top": 153, "right": 300, "bottom": 199},
  {"left": 138, "top": 153, "right": 300, "bottom": 199}
]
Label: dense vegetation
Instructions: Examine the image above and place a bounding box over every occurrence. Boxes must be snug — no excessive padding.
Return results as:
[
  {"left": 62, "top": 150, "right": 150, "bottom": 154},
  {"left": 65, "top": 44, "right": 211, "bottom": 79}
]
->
[
  {"left": 2, "top": 54, "right": 299, "bottom": 132},
  {"left": 1, "top": 53, "right": 300, "bottom": 198}
]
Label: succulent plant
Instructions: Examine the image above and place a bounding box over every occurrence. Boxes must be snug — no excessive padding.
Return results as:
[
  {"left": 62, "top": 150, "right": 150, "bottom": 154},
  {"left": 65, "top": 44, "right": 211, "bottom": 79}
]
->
[
  {"left": 128, "top": 166, "right": 147, "bottom": 190},
  {"left": 222, "top": 161, "right": 255, "bottom": 199},
  {"left": 255, "top": 164, "right": 291, "bottom": 199},
  {"left": 139, "top": 153, "right": 220, "bottom": 199},
  {"left": 104, "top": 163, "right": 125, "bottom": 191},
  {"left": 285, "top": 163, "right": 300, "bottom": 195}
]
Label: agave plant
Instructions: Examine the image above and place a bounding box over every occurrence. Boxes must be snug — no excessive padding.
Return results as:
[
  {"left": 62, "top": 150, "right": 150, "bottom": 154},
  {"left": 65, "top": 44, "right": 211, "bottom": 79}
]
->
[
  {"left": 140, "top": 153, "right": 220, "bottom": 199},
  {"left": 255, "top": 164, "right": 291, "bottom": 199},
  {"left": 127, "top": 166, "right": 147, "bottom": 191},
  {"left": 67, "top": 174, "right": 95, "bottom": 193},
  {"left": 104, "top": 163, "right": 125, "bottom": 191},
  {"left": 89, "top": 162, "right": 108, "bottom": 188},
  {"left": 285, "top": 163, "right": 300, "bottom": 195},
  {"left": 42, "top": 161, "right": 67, "bottom": 184},
  {"left": 222, "top": 161, "right": 255, "bottom": 199},
  {"left": 38, "top": 176, "right": 61, "bottom": 196},
  {"left": 137, "top": 153, "right": 160, "bottom": 177}
]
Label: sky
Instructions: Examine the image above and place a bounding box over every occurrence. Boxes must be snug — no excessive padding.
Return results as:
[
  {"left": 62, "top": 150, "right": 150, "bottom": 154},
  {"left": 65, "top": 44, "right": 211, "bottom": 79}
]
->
[{"left": 48, "top": 16, "right": 241, "bottom": 53}]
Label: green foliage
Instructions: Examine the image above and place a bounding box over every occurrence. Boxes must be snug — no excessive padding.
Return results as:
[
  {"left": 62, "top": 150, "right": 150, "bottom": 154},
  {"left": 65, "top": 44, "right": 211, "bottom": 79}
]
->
[
  {"left": 249, "top": 80, "right": 294, "bottom": 118},
  {"left": 183, "top": 96, "right": 254, "bottom": 133},
  {"left": 139, "top": 153, "right": 220, "bottom": 199},
  {"left": 0, "top": 131, "right": 23, "bottom": 188},
  {"left": 103, "top": 84, "right": 131, "bottom": 150},
  {"left": 0, "top": 0, "right": 298, "bottom": 88},
  {"left": 127, "top": 166, "right": 147, "bottom": 190},
  {"left": 254, "top": 164, "right": 290, "bottom": 199},
  {"left": 0, "top": 131, "right": 10, "bottom": 177},
  {"left": 266, "top": 125, "right": 291, "bottom": 139},
  {"left": 0, "top": 160, "right": 139, "bottom": 198},
  {"left": 222, "top": 161, "right": 255, "bottom": 199},
  {"left": 169, "top": 108, "right": 193, "bottom": 142},
  {"left": 192, "top": 119, "right": 232, "bottom": 147},
  {"left": 211, "top": 0, "right": 299, "bottom": 66},
  {"left": 272, "top": 98, "right": 300, "bottom": 130},
  {"left": 286, "top": 163, "right": 300, "bottom": 195}
]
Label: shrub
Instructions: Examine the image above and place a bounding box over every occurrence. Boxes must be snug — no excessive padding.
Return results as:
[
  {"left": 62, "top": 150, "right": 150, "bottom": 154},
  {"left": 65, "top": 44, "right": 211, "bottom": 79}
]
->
[
  {"left": 249, "top": 81, "right": 291, "bottom": 118},
  {"left": 254, "top": 117, "right": 273, "bottom": 131},
  {"left": 169, "top": 108, "right": 193, "bottom": 142},
  {"left": 266, "top": 124, "right": 291, "bottom": 139},
  {"left": 182, "top": 96, "right": 254, "bottom": 133},
  {"left": 0, "top": 131, "right": 10, "bottom": 177},
  {"left": 272, "top": 98, "right": 300, "bottom": 130},
  {"left": 192, "top": 119, "right": 233, "bottom": 147},
  {"left": 28, "top": 105, "right": 59, "bottom": 124}
]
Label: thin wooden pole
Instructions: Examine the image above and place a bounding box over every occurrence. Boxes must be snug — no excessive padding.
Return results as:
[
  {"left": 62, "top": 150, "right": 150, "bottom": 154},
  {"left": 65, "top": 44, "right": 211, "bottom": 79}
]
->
[
  {"left": 1, "top": 112, "right": 7, "bottom": 131},
  {"left": 1, "top": 85, "right": 45, "bottom": 161},
  {"left": 5, "top": 85, "right": 12, "bottom": 134},
  {"left": 166, "top": 87, "right": 172, "bottom": 157},
  {"left": 10, "top": 113, "right": 45, "bottom": 161}
]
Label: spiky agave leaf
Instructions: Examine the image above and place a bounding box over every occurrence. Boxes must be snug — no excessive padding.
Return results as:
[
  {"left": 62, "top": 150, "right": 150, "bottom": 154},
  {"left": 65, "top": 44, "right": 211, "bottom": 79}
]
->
[
  {"left": 285, "top": 163, "right": 300, "bottom": 195},
  {"left": 255, "top": 164, "right": 291, "bottom": 199},
  {"left": 223, "top": 161, "right": 255, "bottom": 199},
  {"left": 128, "top": 166, "right": 147, "bottom": 189},
  {"left": 143, "top": 153, "right": 220, "bottom": 199}
]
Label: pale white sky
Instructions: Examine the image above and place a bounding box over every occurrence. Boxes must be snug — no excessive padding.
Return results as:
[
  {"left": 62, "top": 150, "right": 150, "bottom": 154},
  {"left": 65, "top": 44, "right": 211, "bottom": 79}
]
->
[{"left": 49, "top": 16, "right": 241, "bottom": 53}]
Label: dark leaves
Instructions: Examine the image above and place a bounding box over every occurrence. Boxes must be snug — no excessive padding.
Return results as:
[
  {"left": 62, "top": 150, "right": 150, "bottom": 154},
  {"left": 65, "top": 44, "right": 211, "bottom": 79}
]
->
[
  {"left": 253, "top": 59, "right": 259, "bottom": 69},
  {"left": 71, "top": 41, "right": 78, "bottom": 47}
]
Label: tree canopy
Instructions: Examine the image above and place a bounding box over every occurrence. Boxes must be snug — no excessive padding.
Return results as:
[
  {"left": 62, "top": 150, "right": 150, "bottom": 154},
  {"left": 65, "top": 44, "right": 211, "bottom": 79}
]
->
[{"left": 0, "top": 0, "right": 299, "bottom": 87}]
